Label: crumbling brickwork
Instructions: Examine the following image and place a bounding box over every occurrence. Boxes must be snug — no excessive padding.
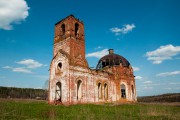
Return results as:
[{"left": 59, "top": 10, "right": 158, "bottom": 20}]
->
[{"left": 49, "top": 15, "right": 137, "bottom": 105}]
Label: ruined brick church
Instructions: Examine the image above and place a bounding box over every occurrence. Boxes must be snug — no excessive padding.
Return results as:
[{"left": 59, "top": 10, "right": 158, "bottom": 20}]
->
[{"left": 48, "top": 15, "right": 137, "bottom": 104}]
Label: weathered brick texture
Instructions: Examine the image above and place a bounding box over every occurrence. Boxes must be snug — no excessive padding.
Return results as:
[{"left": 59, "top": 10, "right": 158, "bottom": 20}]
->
[{"left": 49, "top": 15, "right": 137, "bottom": 105}]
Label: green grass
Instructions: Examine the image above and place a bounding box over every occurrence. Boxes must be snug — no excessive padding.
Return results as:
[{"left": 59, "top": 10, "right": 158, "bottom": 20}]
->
[{"left": 0, "top": 99, "right": 179, "bottom": 120}]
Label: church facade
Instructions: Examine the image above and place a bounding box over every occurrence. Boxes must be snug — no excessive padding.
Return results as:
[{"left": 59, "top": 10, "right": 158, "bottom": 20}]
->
[{"left": 48, "top": 15, "right": 137, "bottom": 105}]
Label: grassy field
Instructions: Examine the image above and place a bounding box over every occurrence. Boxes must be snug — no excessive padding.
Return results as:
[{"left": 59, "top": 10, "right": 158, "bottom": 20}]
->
[{"left": 0, "top": 99, "right": 180, "bottom": 120}]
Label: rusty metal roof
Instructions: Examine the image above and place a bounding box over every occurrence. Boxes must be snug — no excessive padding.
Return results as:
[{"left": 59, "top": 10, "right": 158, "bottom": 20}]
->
[{"left": 96, "top": 52, "right": 130, "bottom": 69}]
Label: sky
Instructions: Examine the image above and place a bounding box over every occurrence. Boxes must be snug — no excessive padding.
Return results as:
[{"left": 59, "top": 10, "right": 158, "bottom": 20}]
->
[{"left": 0, "top": 0, "right": 180, "bottom": 96}]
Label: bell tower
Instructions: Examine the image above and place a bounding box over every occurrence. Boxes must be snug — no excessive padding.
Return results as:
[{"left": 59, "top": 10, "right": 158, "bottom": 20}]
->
[{"left": 53, "top": 15, "right": 88, "bottom": 68}]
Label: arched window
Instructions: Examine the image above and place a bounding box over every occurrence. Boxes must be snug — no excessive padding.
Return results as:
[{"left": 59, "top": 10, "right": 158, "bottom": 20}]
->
[
  {"left": 131, "top": 85, "right": 134, "bottom": 99},
  {"left": 56, "top": 62, "right": 62, "bottom": 74},
  {"left": 75, "top": 23, "right": 79, "bottom": 36},
  {"left": 61, "top": 24, "right": 65, "bottom": 35},
  {"left": 77, "top": 80, "right": 82, "bottom": 100},
  {"left": 104, "top": 83, "right": 108, "bottom": 100},
  {"left": 98, "top": 83, "right": 102, "bottom": 99},
  {"left": 132, "top": 85, "right": 134, "bottom": 94},
  {"left": 55, "top": 82, "right": 62, "bottom": 102},
  {"left": 115, "top": 59, "right": 120, "bottom": 65},
  {"left": 58, "top": 62, "right": 62, "bottom": 69},
  {"left": 106, "top": 59, "right": 110, "bottom": 66},
  {"left": 121, "top": 84, "right": 126, "bottom": 98}
]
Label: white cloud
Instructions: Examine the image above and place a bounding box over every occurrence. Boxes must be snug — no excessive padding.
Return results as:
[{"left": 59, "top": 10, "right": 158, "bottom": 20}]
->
[
  {"left": 0, "top": 0, "right": 29, "bottom": 30},
  {"left": 12, "top": 67, "right": 32, "bottom": 73},
  {"left": 165, "top": 87, "right": 180, "bottom": 90},
  {"left": 135, "top": 76, "right": 142, "bottom": 80},
  {"left": 143, "top": 81, "right": 152, "bottom": 84},
  {"left": 95, "top": 46, "right": 102, "bottom": 50},
  {"left": 110, "top": 27, "right": 121, "bottom": 35},
  {"left": 16, "top": 59, "right": 43, "bottom": 69},
  {"left": 3, "top": 59, "right": 43, "bottom": 74},
  {"left": 136, "top": 89, "right": 142, "bottom": 92},
  {"left": 143, "top": 86, "right": 153, "bottom": 90},
  {"left": 43, "top": 64, "right": 48, "bottom": 67},
  {"left": 133, "top": 66, "right": 140, "bottom": 71},
  {"left": 110, "top": 24, "right": 135, "bottom": 35},
  {"left": 86, "top": 49, "right": 108, "bottom": 58},
  {"left": 3, "top": 66, "right": 32, "bottom": 73},
  {"left": 123, "top": 24, "right": 136, "bottom": 33},
  {"left": 146, "top": 44, "right": 180, "bottom": 64},
  {"left": 157, "top": 71, "right": 180, "bottom": 77},
  {"left": 3, "top": 66, "right": 13, "bottom": 69},
  {"left": 169, "top": 82, "right": 180, "bottom": 85}
]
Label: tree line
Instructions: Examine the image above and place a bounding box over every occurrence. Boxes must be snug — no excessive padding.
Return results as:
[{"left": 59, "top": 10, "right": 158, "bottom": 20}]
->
[
  {"left": 138, "top": 93, "right": 180, "bottom": 102},
  {"left": 0, "top": 86, "right": 48, "bottom": 100}
]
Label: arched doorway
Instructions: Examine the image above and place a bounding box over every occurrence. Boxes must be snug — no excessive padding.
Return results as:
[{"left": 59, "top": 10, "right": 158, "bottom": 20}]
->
[
  {"left": 55, "top": 82, "right": 62, "bottom": 102},
  {"left": 77, "top": 80, "right": 82, "bottom": 100},
  {"left": 98, "top": 83, "right": 102, "bottom": 99},
  {"left": 121, "top": 84, "right": 126, "bottom": 98},
  {"left": 104, "top": 83, "right": 108, "bottom": 100}
]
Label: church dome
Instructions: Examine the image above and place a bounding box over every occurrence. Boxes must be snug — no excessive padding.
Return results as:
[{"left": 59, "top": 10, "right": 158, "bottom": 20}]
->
[{"left": 96, "top": 49, "right": 130, "bottom": 69}]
